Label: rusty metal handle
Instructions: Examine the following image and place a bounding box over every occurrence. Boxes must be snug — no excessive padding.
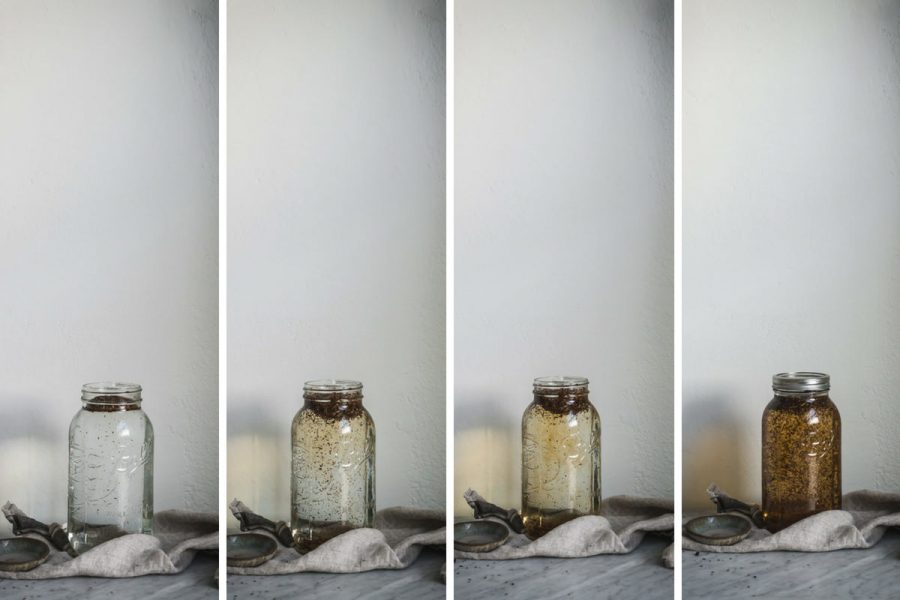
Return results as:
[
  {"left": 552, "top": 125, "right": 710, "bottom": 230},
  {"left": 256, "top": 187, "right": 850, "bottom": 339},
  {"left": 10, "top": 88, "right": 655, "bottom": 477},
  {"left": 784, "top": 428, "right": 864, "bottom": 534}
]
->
[
  {"left": 463, "top": 488, "right": 525, "bottom": 534},
  {"left": 706, "top": 484, "right": 765, "bottom": 528},
  {"left": 229, "top": 499, "right": 294, "bottom": 547},
  {"left": 2, "top": 502, "right": 76, "bottom": 556}
]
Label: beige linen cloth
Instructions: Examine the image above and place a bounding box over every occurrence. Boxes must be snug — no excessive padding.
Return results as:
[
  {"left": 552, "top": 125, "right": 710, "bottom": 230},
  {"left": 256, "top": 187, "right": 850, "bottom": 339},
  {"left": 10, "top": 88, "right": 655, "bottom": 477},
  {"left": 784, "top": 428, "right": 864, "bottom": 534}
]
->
[
  {"left": 227, "top": 506, "right": 445, "bottom": 575},
  {"left": 455, "top": 496, "right": 674, "bottom": 567},
  {"left": 0, "top": 506, "right": 217, "bottom": 579},
  {"left": 683, "top": 490, "right": 900, "bottom": 553}
]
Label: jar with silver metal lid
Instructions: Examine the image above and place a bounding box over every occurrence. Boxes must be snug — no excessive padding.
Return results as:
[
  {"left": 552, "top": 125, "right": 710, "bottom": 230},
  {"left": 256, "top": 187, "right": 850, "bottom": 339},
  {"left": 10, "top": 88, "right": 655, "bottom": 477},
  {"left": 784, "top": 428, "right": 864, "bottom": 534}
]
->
[
  {"left": 290, "top": 380, "right": 375, "bottom": 552},
  {"left": 762, "top": 372, "right": 841, "bottom": 532},
  {"left": 521, "top": 376, "right": 601, "bottom": 539},
  {"left": 67, "top": 382, "right": 154, "bottom": 554}
]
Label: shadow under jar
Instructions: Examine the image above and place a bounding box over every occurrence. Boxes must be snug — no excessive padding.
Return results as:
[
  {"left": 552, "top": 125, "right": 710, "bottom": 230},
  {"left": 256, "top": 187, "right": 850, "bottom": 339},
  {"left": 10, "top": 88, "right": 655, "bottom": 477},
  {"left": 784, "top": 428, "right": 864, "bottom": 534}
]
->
[
  {"left": 67, "top": 382, "right": 154, "bottom": 555},
  {"left": 762, "top": 372, "right": 841, "bottom": 533},
  {"left": 291, "top": 380, "right": 375, "bottom": 553},
  {"left": 521, "top": 376, "right": 601, "bottom": 540}
]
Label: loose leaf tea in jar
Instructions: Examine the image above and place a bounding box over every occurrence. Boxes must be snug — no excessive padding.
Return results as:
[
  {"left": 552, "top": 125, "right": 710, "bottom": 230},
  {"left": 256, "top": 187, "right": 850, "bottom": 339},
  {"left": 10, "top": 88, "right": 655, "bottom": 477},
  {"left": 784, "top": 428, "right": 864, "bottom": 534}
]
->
[
  {"left": 291, "top": 380, "right": 375, "bottom": 552},
  {"left": 521, "top": 376, "right": 601, "bottom": 540},
  {"left": 761, "top": 372, "right": 841, "bottom": 533},
  {"left": 68, "top": 382, "right": 154, "bottom": 554}
]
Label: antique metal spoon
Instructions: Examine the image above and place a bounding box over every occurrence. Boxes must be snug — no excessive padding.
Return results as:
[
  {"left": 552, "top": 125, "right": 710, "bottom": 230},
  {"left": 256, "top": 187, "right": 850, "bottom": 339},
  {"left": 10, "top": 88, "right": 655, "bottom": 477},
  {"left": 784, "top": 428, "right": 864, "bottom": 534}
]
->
[
  {"left": 228, "top": 499, "right": 294, "bottom": 548},
  {"left": 463, "top": 488, "right": 525, "bottom": 534},
  {"left": 2, "top": 502, "right": 76, "bottom": 558},
  {"left": 706, "top": 484, "right": 765, "bottom": 528}
]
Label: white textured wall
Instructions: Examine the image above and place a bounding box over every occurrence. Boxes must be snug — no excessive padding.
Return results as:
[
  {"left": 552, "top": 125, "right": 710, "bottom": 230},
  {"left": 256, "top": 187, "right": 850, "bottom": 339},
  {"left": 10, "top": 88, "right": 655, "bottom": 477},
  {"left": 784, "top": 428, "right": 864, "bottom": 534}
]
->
[
  {"left": 227, "top": 0, "right": 446, "bottom": 522},
  {"left": 455, "top": 0, "right": 674, "bottom": 515},
  {"left": 0, "top": 0, "right": 219, "bottom": 533},
  {"left": 684, "top": 0, "right": 900, "bottom": 509}
]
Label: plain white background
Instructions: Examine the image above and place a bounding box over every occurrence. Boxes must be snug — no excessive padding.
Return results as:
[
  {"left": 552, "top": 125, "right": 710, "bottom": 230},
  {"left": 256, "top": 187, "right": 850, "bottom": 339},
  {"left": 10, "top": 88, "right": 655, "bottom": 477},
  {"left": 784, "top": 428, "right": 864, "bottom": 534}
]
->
[
  {"left": 227, "top": 0, "right": 446, "bottom": 521},
  {"left": 684, "top": 0, "right": 900, "bottom": 509},
  {"left": 454, "top": 0, "right": 675, "bottom": 514},
  {"left": 0, "top": 0, "right": 219, "bottom": 532}
]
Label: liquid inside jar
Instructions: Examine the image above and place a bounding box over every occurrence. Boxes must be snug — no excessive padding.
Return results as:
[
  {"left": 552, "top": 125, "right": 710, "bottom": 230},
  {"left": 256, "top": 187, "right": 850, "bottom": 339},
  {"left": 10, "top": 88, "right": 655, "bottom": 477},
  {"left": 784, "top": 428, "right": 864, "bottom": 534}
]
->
[
  {"left": 521, "top": 378, "right": 601, "bottom": 540},
  {"left": 762, "top": 388, "right": 841, "bottom": 532},
  {"left": 291, "top": 383, "right": 375, "bottom": 552},
  {"left": 68, "top": 392, "right": 154, "bottom": 554}
]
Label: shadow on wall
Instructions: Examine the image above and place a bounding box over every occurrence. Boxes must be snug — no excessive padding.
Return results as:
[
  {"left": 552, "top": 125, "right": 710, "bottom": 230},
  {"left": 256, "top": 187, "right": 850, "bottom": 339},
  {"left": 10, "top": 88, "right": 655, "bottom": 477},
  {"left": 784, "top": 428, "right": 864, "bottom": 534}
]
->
[
  {"left": 683, "top": 392, "right": 752, "bottom": 511},
  {"left": 0, "top": 394, "right": 67, "bottom": 534},
  {"left": 454, "top": 390, "right": 519, "bottom": 516},
  {"left": 227, "top": 398, "right": 287, "bottom": 527}
]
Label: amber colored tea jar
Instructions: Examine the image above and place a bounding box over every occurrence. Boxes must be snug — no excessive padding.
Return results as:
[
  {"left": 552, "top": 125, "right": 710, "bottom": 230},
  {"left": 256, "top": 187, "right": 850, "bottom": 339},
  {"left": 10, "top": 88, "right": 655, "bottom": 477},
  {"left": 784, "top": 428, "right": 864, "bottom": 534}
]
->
[
  {"left": 761, "top": 372, "right": 841, "bottom": 532},
  {"left": 521, "top": 376, "right": 601, "bottom": 540},
  {"left": 290, "top": 380, "right": 375, "bottom": 552}
]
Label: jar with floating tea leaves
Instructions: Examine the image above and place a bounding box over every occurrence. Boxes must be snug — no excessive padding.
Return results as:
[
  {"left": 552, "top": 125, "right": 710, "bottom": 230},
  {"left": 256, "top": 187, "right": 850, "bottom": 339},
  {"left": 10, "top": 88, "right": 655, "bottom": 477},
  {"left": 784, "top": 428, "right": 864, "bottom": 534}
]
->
[
  {"left": 762, "top": 372, "right": 841, "bottom": 532},
  {"left": 521, "top": 376, "right": 601, "bottom": 539},
  {"left": 291, "top": 380, "right": 376, "bottom": 552},
  {"left": 68, "top": 382, "right": 154, "bottom": 554}
]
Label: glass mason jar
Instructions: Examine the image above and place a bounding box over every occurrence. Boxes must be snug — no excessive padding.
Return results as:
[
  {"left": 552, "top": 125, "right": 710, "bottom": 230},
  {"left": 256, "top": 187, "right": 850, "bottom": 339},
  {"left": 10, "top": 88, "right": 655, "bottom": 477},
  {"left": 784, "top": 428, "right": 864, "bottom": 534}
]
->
[
  {"left": 521, "top": 376, "right": 601, "bottom": 540},
  {"left": 762, "top": 372, "right": 841, "bottom": 533},
  {"left": 291, "top": 380, "right": 375, "bottom": 552},
  {"left": 67, "top": 382, "right": 154, "bottom": 554}
]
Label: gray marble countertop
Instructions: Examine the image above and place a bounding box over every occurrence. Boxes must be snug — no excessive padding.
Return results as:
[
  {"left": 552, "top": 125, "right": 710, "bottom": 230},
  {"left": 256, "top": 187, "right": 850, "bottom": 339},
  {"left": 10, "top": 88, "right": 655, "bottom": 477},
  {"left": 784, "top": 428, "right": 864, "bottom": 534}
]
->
[
  {"left": 683, "top": 529, "right": 900, "bottom": 599},
  {"left": 0, "top": 553, "right": 218, "bottom": 600},
  {"left": 454, "top": 534, "right": 673, "bottom": 600},
  {"left": 227, "top": 548, "right": 446, "bottom": 600}
]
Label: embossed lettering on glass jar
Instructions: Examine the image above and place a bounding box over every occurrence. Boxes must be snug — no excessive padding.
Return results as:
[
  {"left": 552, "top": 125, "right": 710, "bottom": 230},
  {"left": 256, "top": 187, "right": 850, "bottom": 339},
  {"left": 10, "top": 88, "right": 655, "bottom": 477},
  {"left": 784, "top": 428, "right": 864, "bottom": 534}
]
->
[
  {"left": 762, "top": 372, "right": 841, "bottom": 533},
  {"left": 521, "top": 376, "right": 601, "bottom": 540},
  {"left": 67, "top": 382, "right": 154, "bottom": 554},
  {"left": 291, "top": 380, "right": 375, "bottom": 552}
]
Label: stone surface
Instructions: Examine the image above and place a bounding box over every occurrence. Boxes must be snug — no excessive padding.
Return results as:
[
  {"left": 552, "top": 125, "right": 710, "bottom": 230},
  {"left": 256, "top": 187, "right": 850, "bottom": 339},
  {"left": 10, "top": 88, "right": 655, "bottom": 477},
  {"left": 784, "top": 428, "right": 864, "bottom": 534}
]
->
[
  {"left": 683, "top": 529, "right": 900, "bottom": 599},
  {"left": 455, "top": 535, "right": 672, "bottom": 599},
  {"left": 0, "top": 553, "right": 218, "bottom": 599},
  {"left": 227, "top": 548, "right": 446, "bottom": 600}
]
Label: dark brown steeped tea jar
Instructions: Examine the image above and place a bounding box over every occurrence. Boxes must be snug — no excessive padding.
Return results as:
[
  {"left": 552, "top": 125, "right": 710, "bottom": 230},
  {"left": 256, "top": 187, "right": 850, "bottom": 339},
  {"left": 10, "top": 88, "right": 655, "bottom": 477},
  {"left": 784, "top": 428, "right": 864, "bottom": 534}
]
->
[
  {"left": 761, "top": 372, "right": 841, "bottom": 532},
  {"left": 521, "top": 376, "right": 601, "bottom": 540}
]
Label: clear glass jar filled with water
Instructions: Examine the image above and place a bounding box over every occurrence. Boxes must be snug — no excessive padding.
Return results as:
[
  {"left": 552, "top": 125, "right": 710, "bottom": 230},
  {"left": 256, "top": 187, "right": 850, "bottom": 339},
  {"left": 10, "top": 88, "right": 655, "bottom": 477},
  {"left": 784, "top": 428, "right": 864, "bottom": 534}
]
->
[
  {"left": 291, "top": 380, "right": 376, "bottom": 552},
  {"left": 67, "top": 382, "right": 154, "bottom": 554}
]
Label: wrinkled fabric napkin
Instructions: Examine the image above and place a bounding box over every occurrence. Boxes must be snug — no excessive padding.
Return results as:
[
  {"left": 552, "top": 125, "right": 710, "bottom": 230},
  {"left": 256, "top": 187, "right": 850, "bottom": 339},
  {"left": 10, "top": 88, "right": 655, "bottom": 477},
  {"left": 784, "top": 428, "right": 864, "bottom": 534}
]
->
[
  {"left": 0, "top": 508, "right": 217, "bottom": 579},
  {"left": 683, "top": 490, "right": 900, "bottom": 553},
  {"left": 455, "top": 496, "right": 674, "bottom": 568},
  {"left": 227, "top": 506, "right": 445, "bottom": 575}
]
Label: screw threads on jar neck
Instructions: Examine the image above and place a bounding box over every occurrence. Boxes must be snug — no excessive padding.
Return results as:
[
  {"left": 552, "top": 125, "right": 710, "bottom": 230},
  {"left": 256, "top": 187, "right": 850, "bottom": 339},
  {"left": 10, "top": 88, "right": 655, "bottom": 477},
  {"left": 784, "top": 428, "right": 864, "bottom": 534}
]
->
[
  {"left": 532, "top": 376, "right": 590, "bottom": 414},
  {"left": 533, "top": 376, "right": 589, "bottom": 396},
  {"left": 81, "top": 382, "right": 142, "bottom": 412},
  {"left": 302, "top": 380, "right": 365, "bottom": 421},
  {"left": 302, "top": 379, "right": 364, "bottom": 404}
]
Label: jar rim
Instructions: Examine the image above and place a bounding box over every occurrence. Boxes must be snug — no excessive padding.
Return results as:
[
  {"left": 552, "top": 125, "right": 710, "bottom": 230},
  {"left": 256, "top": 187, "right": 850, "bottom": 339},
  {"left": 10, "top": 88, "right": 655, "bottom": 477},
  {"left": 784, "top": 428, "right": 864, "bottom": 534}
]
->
[
  {"left": 772, "top": 372, "right": 830, "bottom": 393},
  {"left": 82, "top": 382, "right": 142, "bottom": 394},
  {"left": 533, "top": 376, "right": 589, "bottom": 388},
  {"left": 81, "top": 382, "right": 142, "bottom": 410},
  {"left": 303, "top": 379, "right": 363, "bottom": 392}
]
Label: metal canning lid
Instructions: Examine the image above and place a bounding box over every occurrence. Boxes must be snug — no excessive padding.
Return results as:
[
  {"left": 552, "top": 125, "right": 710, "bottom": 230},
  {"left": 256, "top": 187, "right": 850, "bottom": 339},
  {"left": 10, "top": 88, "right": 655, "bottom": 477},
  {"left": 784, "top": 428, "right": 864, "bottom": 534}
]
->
[
  {"left": 303, "top": 379, "right": 363, "bottom": 392},
  {"left": 533, "top": 376, "right": 589, "bottom": 388},
  {"left": 772, "top": 372, "right": 830, "bottom": 393}
]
